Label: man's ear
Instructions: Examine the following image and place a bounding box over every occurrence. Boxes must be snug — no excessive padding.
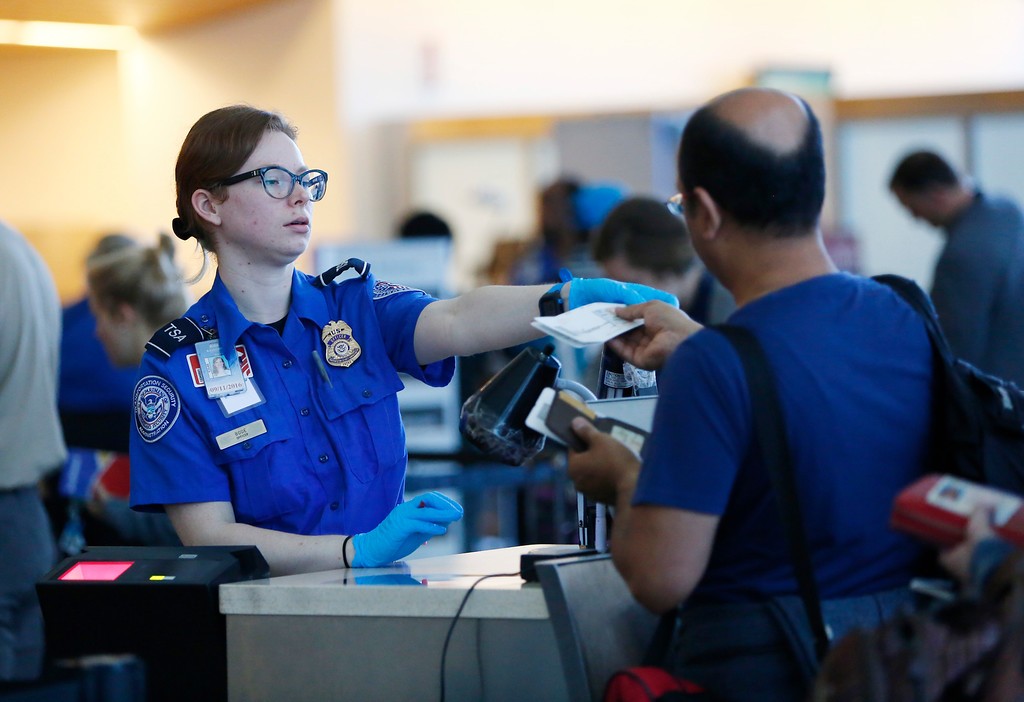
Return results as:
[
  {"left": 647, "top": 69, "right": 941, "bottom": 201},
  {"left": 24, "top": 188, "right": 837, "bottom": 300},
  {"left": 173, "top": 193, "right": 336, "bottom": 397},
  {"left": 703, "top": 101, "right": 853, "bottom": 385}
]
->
[
  {"left": 191, "top": 189, "right": 222, "bottom": 227},
  {"left": 689, "top": 187, "right": 722, "bottom": 240}
]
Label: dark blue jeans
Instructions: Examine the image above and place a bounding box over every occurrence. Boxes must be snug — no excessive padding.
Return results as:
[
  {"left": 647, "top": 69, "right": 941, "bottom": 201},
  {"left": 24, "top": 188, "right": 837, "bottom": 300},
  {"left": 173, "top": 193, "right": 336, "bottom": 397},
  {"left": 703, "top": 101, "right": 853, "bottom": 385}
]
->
[{"left": 0, "top": 485, "right": 58, "bottom": 681}]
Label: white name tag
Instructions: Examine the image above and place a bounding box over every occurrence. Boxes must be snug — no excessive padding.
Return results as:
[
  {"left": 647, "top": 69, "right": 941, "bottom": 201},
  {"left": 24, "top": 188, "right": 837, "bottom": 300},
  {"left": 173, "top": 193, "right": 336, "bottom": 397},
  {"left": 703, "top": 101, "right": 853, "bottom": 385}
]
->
[{"left": 216, "top": 419, "right": 268, "bottom": 450}]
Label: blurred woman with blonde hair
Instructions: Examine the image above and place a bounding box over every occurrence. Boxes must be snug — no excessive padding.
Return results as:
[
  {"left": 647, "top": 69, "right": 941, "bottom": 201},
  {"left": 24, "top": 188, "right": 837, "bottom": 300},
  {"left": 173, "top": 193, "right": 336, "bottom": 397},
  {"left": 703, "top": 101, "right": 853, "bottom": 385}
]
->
[
  {"left": 80, "top": 232, "right": 188, "bottom": 546},
  {"left": 87, "top": 232, "right": 190, "bottom": 368}
]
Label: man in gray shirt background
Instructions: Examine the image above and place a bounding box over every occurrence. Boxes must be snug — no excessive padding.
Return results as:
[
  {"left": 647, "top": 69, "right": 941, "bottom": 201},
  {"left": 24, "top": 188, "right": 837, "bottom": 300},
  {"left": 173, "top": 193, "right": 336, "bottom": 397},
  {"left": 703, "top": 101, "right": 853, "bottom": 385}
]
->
[
  {"left": 890, "top": 150, "right": 1024, "bottom": 386},
  {"left": 0, "top": 220, "right": 64, "bottom": 680}
]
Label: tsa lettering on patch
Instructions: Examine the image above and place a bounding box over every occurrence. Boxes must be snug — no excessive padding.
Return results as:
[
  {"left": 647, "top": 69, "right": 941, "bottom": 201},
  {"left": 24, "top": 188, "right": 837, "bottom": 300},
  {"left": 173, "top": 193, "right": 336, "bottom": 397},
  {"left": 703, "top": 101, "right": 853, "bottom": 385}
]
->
[
  {"left": 188, "top": 344, "right": 252, "bottom": 388},
  {"left": 195, "top": 339, "right": 246, "bottom": 399},
  {"left": 134, "top": 375, "right": 181, "bottom": 443}
]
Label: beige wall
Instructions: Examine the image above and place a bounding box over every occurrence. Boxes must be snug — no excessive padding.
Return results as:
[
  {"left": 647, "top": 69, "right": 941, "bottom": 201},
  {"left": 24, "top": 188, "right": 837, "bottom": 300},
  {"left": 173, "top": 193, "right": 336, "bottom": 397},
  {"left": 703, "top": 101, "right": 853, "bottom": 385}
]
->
[
  {"left": 6, "top": 0, "right": 1024, "bottom": 301},
  {"left": 0, "top": 46, "right": 126, "bottom": 299},
  {"left": 1, "top": 0, "right": 348, "bottom": 303}
]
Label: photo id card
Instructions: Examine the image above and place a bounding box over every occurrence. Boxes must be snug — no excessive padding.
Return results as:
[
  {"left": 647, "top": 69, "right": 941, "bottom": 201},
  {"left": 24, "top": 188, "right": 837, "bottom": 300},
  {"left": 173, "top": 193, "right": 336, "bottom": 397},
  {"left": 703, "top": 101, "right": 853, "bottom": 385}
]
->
[{"left": 195, "top": 339, "right": 247, "bottom": 399}]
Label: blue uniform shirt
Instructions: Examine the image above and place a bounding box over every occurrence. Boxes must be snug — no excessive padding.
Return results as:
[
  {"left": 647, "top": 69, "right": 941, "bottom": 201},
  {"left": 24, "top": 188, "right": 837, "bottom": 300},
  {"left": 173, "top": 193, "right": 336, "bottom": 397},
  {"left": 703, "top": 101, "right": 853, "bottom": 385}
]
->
[{"left": 129, "top": 269, "right": 454, "bottom": 536}]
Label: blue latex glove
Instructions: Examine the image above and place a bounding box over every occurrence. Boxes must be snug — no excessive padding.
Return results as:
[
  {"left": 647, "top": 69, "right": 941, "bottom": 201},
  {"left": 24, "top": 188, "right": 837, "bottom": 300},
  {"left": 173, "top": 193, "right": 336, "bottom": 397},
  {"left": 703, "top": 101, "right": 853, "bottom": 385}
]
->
[
  {"left": 568, "top": 278, "right": 679, "bottom": 310},
  {"left": 352, "top": 492, "right": 464, "bottom": 567}
]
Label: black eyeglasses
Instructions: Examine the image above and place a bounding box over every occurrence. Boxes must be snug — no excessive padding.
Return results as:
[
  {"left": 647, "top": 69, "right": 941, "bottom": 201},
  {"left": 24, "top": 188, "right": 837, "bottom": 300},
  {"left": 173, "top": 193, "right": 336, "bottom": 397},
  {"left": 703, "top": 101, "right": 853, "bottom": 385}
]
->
[{"left": 220, "top": 166, "right": 328, "bottom": 202}]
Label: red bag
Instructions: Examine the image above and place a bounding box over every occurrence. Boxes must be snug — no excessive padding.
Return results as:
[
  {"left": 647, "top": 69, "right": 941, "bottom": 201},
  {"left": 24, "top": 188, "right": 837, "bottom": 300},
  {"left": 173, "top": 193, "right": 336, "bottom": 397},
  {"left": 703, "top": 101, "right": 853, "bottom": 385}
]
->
[{"left": 603, "top": 665, "right": 707, "bottom": 701}]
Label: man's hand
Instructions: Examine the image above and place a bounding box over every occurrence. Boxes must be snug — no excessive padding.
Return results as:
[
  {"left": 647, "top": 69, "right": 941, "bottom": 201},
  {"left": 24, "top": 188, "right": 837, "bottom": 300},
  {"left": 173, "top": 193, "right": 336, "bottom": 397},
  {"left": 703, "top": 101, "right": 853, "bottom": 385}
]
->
[
  {"left": 607, "top": 301, "right": 703, "bottom": 371},
  {"left": 565, "top": 418, "right": 642, "bottom": 505},
  {"left": 939, "top": 506, "right": 997, "bottom": 585}
]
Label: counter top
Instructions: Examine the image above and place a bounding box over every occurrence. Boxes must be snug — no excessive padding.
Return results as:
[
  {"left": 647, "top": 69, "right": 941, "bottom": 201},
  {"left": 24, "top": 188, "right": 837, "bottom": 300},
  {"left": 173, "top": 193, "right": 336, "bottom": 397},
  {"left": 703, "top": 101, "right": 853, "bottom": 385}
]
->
[{"left": 220, "top": 544, "right": 568, "bottom": 620}]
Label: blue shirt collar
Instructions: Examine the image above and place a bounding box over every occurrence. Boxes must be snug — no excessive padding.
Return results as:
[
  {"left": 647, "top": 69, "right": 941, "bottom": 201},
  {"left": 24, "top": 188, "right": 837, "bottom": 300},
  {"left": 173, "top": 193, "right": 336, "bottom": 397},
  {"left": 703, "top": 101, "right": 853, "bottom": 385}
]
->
[
  {"left": 290, "top": 270, "right": 333, "bottom": 327},
  {"left": 210, "top": 269, "right": 333, "bottom": 348}
]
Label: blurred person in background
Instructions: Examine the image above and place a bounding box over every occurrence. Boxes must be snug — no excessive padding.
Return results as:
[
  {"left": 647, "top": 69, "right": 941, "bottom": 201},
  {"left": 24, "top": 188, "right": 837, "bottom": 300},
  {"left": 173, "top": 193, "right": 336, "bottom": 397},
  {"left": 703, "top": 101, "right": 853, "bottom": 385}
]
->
[
  {"left": 507, "top": 177, "right": 626, "bottom": 285},
  {"left": 593, "top": 196, "right": 735, "bottom": 325},
  {"left": 58, "top": 233, "right": 141, "bottom": 454},
  {"left": 0, "top": 220, "right": 65, "bottom": 681},
  {"left": 79, "top": 232, "right": 189, "bottom": 547},
  {"left": 49, "top": 233, "right": 143, "bottom": 554},
  {"left": 397, "top": 210, "right": 452, "bottom": 240},
  {"left": 889, "top": 150, "right": 1024, "bottom": 385}
]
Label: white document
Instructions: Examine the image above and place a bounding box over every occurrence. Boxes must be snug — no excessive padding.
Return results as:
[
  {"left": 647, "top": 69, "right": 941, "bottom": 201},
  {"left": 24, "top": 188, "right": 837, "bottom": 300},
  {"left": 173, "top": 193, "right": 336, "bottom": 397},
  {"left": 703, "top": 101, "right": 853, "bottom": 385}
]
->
[{"left": 531, "top": 302, "right": 642, "bottom": 348}]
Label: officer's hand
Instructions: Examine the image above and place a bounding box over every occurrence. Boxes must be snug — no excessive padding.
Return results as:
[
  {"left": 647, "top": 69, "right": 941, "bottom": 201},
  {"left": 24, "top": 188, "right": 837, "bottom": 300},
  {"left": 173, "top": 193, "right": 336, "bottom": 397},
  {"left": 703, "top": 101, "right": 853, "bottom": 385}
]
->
[
  {"left": 352, "top": 492, "right": 464, "bottom": 568},
  {"left": 606, "top": 301, "right": 702, "bottom": 371},
  {"left": 567, "top": 278, "right": 679, "bottom": 310}
]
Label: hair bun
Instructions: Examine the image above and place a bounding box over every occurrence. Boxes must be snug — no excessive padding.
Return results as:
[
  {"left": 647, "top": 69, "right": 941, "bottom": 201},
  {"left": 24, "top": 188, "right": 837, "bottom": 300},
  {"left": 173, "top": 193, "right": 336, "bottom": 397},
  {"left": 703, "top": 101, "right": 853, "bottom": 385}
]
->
[{"left": 171, "top": 217, "right": 191, "bottom": 241}]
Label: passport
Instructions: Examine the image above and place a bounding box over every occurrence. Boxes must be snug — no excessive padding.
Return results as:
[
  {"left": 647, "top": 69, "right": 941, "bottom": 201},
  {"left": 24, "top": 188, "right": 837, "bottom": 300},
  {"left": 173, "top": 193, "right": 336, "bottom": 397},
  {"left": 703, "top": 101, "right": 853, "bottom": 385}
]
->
[
  {"left": 543, "top": 389, "right": 648, "bottom": 454},
  {"left": 891, "top": 473, "right": 1024, "bottom": 548}
]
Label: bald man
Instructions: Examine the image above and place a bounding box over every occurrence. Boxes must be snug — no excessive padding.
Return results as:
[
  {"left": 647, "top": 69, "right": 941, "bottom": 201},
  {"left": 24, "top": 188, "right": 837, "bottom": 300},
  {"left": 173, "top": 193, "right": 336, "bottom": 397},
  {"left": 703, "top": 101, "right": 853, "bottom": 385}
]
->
[{"left": 566, "top": 89, "right": 934, "bottom": 701}]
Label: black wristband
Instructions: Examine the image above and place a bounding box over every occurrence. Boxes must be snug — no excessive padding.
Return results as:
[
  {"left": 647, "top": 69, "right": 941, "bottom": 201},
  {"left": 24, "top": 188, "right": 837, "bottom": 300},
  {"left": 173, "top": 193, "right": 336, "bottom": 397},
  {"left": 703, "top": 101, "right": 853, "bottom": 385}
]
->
[
  {"left": 342, "top": 534, "right": 354, "bottom": 569},
  {"left": 538, "top": 282, "right": 566, "bottom": 317}
]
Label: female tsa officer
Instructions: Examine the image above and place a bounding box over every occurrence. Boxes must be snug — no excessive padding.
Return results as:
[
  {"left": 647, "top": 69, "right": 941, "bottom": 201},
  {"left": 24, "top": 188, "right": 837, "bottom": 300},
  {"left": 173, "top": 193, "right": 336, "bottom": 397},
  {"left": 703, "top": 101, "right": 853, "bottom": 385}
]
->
[{"left": 129, "top": 105, "right": 676, "bottom": 576}]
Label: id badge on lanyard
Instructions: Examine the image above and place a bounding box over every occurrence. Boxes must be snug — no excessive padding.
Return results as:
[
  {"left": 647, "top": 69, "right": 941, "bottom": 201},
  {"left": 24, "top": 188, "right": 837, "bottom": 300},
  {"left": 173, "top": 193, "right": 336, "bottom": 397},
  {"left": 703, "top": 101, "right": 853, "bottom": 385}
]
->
[{"left": 195, "top": 339, "right": 247, "bottom": 399}]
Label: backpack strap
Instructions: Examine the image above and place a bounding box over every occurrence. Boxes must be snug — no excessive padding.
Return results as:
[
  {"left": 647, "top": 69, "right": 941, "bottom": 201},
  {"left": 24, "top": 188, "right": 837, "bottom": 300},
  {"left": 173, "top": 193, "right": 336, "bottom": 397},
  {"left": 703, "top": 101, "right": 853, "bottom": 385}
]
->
[
  {"left": 873, "top": 273, "right": 990, "bottom": 478},
  {"left": 145, "top": 317, "right": 216, "bottom": 359},
  {"left": 872, "top": 274, "right": 956, "bottom": 366},
  {"left": 713, "top": 324, "right": 831, "bottom": 663}
]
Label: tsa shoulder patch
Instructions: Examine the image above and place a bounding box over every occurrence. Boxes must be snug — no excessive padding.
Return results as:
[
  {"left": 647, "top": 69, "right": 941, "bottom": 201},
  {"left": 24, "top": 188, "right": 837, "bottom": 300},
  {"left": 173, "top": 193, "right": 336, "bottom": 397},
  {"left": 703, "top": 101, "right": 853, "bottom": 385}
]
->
[
  {"left": 134, "top": 375, "right": 181, "bottom": 443},
  {"left": 372, "top": 279, "right": 419, "bottom": 300}
]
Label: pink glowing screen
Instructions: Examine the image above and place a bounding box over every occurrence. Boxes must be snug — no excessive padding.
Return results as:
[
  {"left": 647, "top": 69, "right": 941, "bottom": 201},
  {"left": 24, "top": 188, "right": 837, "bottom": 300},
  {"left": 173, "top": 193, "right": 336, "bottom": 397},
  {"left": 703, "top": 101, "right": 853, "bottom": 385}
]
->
[{"left": 59, "top": 561, "right": 134, "bottom": 581}]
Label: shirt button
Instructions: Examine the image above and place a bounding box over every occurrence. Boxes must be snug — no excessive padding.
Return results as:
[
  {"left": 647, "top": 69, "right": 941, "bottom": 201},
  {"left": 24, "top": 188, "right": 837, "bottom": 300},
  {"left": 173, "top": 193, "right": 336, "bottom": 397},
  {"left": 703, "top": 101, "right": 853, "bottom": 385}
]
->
[
  {"left": 329, "top": 502, "right": 339, "bottom": 511},
  {"left": 242, "top": 441, "right": 252, "bottom": 450},
  {"left": 300, "top": 408, "right": 310, "bottom": 416},
  {"left": 282, "top": 360, "right": 293, "bottom": 368},
  {"left": 362, "top": 389, "right": 372, "bottom": 398},
  {"left": 319, "top": 454, "right": 329, "bottom": 463},
  {"left": 200, "top": 314, "right": 210, "bottom": 323}
]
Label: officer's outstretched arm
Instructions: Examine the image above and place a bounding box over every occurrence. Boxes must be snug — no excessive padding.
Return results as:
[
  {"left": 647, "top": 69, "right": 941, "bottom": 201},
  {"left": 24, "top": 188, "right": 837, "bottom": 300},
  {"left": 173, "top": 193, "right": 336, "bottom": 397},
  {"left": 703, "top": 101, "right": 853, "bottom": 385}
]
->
[{"left": 413, "top": 279, "right": 677, "bottom": 365}]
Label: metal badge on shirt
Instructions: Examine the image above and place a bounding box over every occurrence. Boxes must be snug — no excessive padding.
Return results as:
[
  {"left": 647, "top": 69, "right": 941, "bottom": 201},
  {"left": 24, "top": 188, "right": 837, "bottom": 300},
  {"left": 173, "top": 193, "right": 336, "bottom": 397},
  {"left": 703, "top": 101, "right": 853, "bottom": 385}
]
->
[
  {"left": 195, "top": 339, "right": 246, "bottom": 399},
  {"left": 321, "top": 320, "right": 361, "bottom": 368}
]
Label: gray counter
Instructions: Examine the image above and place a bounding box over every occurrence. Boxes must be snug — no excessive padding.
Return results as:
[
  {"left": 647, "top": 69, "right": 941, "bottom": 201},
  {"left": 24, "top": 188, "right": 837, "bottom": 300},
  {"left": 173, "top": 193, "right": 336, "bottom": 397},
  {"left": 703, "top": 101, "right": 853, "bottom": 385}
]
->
[{"left": 221, "top": 545, "right": 570, "bottom": 701}]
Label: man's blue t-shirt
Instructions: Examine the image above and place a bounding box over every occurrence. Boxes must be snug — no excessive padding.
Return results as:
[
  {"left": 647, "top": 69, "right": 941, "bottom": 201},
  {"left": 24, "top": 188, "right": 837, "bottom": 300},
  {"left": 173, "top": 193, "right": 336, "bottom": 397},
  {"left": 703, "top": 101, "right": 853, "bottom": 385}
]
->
[{"left": 635, "top": 273, "right": 933, "bottom": 603}]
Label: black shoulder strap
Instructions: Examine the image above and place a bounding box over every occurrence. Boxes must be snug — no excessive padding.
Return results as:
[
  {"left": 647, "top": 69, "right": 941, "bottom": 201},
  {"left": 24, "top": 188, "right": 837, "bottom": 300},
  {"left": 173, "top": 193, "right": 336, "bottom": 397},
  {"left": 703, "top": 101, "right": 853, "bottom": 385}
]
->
[
  {"left": 313, "top": 258, "right": 371, "bottom": 289},
  {"left": 873, "top": 273, "right": 984, "bottom": 468},
  {"left": 872, "top": 274, "right": 955, "bottom": 365},
  {"left": 714, "top": 324, "right": 831, "bottom": 663},
  {"left": 642, "top": 609, "right": 679, "bottom": 667},
  {"left": 145, "top": 317, "right": 215, "bottom": 359}
]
